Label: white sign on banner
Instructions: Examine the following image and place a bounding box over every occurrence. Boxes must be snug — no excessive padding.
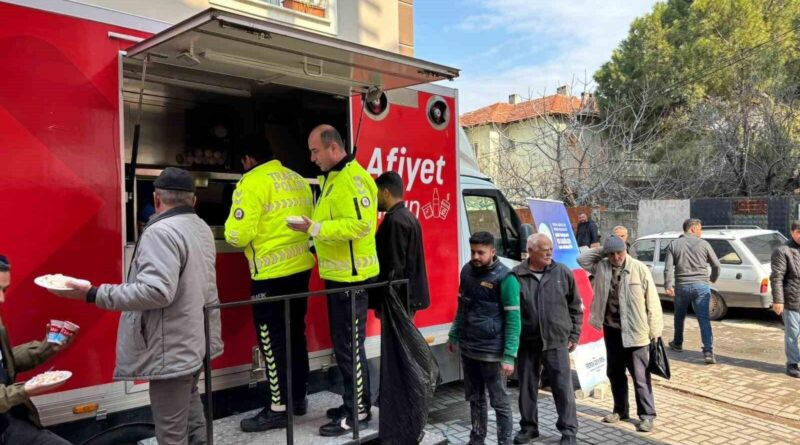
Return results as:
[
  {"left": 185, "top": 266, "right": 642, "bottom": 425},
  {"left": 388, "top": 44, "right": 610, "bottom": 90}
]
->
[{"left": 572, "top": 340, "right": 608, "bottom": 393}]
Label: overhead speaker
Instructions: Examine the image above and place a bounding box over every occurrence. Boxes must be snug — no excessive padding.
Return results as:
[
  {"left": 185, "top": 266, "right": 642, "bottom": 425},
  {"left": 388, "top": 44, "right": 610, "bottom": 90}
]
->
[{"left": 426, "top": 95, "right": 449, "bottom": 130}]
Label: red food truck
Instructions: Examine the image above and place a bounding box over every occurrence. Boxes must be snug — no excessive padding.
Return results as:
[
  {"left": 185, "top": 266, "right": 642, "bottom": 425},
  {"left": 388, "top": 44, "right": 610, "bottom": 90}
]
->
[{"left": 0, "top": 1, "right": 538, "bottom": 442}]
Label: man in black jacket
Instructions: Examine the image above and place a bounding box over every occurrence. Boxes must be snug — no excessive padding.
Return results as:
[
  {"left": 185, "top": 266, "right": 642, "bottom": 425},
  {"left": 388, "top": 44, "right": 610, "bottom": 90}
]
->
[
  {"left": 576, "top": 212, "right": 600, "bottom": 250},
  {"left": 770, "top": 220, "right": 800, "bottom": 378},
  {"left": 372, "top": 171, "right": 430, "bottom": 314},
  {"left": 512, "top": 234, "right": 583, "bottom": 445}
]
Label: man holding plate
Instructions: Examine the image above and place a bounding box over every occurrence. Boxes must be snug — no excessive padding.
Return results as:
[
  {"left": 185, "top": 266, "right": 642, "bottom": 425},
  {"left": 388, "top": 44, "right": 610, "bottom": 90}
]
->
[
  {"left": 0, "top": 255, "right": 75, "bottom": 445},
  {"left": 47, "top": 168, "right": 224, "bottom": 445}
]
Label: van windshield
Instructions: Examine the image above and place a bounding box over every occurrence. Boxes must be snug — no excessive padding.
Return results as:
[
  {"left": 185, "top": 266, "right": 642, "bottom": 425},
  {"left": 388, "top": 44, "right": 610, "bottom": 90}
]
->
[{"left": 740, "top": 233, "right": 786, "bottom": 263}]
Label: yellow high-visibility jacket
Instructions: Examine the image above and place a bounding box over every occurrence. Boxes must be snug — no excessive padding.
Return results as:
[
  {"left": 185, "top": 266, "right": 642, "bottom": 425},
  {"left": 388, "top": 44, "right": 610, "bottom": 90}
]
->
[
  {"left": 224, "top": 160, "right": 315, "bottom": 280},
  {"left": 309, "top": 159, "right": 379, "bottom": 283}
]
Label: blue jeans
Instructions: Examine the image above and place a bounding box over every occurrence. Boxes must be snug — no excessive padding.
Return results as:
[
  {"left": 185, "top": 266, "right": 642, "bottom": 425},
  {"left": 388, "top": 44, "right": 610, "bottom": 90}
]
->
[
  {"left": 783, "top": 309, "right": 800, "bottom": 366},
  {"left": 673, "top": 283, "right": 714, "bottom": 353}
]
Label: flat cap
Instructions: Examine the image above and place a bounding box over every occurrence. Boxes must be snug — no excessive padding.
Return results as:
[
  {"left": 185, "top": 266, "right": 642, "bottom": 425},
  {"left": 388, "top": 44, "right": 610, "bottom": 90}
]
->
[
  {"left": 153, "top": 167, "right": 195, "bottom": 192},
  {"left": 603, "top": 235, "right": 627, "bottom": 254}
]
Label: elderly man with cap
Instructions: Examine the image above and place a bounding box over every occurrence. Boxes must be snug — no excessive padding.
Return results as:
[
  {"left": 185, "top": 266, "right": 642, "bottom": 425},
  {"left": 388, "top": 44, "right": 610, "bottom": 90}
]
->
[
  {"left": 51, "top": 167, "right": 224, "bottom": 445},
  {"left": 578, "top": 236, "right": 663, "bottom": 433}
]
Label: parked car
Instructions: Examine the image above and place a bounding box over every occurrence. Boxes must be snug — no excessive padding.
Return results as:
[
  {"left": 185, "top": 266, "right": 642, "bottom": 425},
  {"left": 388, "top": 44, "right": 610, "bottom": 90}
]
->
[{"left": 632, "top": 226, "right": 787, "bottom": 320}]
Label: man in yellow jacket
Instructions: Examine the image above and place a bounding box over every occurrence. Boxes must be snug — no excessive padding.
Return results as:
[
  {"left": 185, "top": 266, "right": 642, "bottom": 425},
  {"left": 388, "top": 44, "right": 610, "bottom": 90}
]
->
[
  {"left": 224, "top": 138, "right": 315, "bottom": 433},
  {"left": 289, "top": 124, "right": 378, "bottom": 437}
]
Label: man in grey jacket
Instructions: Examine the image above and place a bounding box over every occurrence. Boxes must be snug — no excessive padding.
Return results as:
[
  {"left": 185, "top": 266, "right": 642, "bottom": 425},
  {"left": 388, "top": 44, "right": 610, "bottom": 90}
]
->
[
  {"left": 664, "top": 218, "right": 720, "bottom": 364},
  {"left": 52, "top": 168, "right": 224, "bottom": 445},
  {"left": 578, "top": 236, "right": 663, "bottom": 433},
  {"left": 770, "top": 220, "right": 800, "bottom": 378}
]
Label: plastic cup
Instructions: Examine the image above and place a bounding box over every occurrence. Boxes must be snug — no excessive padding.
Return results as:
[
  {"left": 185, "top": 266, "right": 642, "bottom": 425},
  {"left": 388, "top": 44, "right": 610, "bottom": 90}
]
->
[
  {"left": 59, "top": 321, "right": 79, "bottom": 344},
  {"left": 47, "top": 320, "right": 64, "bottom": 344}
]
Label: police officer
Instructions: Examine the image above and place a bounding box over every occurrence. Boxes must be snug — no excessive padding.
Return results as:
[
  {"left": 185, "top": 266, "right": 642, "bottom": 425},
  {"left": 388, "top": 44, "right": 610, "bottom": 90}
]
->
[
  {"left": 224, "top": 136, "right": 315, "bottom": 432},
  {"left": 288, "top": 124, "right": 378, "bottom": 437}
]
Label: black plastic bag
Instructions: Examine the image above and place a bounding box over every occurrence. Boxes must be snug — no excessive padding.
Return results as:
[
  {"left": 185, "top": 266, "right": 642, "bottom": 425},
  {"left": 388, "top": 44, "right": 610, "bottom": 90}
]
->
[
  {"left": 648, "top": 337, "right": 670, "bottom": 380},
  {"left": 378, "top": 282, "right": 439, "bottom": 444}
]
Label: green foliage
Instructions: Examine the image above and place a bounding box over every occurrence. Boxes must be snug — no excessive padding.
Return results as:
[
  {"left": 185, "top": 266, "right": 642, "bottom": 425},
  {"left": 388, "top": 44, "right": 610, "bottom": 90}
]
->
[
  {"left": 597, "top": 0, "right": 800, "bottom": 108},
  {"left": 594, "top": 0, "right": 800, "bottom": 196}
]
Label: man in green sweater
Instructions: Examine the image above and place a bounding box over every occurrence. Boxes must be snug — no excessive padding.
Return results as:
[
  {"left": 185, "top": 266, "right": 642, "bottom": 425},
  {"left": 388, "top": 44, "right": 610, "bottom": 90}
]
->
[{"left": 447, "top": 231, "right": 521, "bottom": 445}]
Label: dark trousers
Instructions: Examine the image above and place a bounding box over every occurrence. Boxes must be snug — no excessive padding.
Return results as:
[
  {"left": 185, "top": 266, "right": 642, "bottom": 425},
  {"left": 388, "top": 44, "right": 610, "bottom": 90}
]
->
[
  {"left": 326, "top": 280, "right": 371, "bottom": 416},
  {"left": 517, "top": 342, "right": 578, "bottom": 437},
  {"left": 0, "top": 417, "right": 70, "bottom": 445},
  {"left": 603, "top": 326, "right": 656, "bottom": 419},
  {"left": 251, "top": 270, "right": 311, "bottom": 408},
  {"left": 462, "top": 355, "right": 513, "bottom": 445}
]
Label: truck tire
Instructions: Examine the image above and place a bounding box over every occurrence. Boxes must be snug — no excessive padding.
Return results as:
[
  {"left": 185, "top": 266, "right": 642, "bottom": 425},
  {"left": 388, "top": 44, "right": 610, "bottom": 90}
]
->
[
  {"left": 709, "top": 291, "right": 728, "bottom": 321},
  {"left": 80, "top": 423, "right": 155, "bottom": 445}
]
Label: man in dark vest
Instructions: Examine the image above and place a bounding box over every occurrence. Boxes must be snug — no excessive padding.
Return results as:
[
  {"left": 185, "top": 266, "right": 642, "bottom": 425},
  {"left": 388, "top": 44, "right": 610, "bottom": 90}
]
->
[{"left": 447, "top": 232, "right": 521, "bottom": 445}]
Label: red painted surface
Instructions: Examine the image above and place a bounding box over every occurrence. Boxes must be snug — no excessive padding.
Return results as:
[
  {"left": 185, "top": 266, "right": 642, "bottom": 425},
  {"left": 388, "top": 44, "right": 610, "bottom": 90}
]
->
[
  {"left": 351, "top": 93, "right": 460, "bottom": 337},
  {"left": 573, "top": 268, "right": 603, "bottom": 344},
  {"left": 0, "top": 3, "right": 148, "bottom": 390},
  {"left": 0, "top": 2, "right": 460, "bottom": 405}
]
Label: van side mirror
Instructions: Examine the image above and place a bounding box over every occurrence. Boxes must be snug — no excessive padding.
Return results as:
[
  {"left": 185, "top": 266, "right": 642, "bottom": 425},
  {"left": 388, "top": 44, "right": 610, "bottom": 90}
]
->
[{"left": 519, "top": 223, "right": 534, "bottom": 257}]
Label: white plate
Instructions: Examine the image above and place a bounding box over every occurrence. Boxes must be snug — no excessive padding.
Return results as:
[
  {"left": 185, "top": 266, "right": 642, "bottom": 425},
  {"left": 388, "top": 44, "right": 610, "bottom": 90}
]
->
[
  {"left": 34, "top": 274, "right": 78, "bottom": 291},
  {"left": 26, "top": 370, "right": 72, "bottom": 387}
]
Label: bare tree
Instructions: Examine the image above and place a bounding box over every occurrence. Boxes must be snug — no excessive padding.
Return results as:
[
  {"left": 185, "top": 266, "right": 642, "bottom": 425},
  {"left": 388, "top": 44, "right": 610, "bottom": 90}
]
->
[
  {"left": 477, "top": 78, "right": 666, "bottom": 209},
  {"left": 476, "top": 75, "right": 799, "bottom": 211}
]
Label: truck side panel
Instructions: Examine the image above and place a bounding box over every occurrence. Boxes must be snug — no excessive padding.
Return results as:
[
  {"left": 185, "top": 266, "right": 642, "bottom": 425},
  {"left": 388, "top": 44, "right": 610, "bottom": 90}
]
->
[
  {"left": 0, "top": 2, "right": 147, "bottom": 389},
  {"left": 351, "top": 91, "right": 460, "bottom": 335}
]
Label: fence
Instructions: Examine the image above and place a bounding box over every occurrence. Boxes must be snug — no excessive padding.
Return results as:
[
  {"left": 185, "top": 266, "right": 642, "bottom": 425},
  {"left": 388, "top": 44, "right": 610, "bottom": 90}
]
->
[{"left": 201, "top": 279, "right": 409, "bottom": 445}]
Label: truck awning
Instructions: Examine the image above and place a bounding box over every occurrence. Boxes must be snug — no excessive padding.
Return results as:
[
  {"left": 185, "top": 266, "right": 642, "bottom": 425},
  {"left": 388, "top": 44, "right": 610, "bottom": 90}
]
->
[{"left": 124, "top": 8, "right": 460, "bottom": 96}]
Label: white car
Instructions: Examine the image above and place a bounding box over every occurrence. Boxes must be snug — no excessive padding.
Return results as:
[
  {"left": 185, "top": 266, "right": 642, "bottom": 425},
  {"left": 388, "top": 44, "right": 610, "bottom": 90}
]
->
[{"left": 632, "top": 227, "right": 787, "bottom": 320}]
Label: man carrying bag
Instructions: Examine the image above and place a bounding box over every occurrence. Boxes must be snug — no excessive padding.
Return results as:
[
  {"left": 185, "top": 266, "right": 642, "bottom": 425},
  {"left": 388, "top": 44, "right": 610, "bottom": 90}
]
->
[{"left": 578, "top": 236, "right": 663, "bottom": 433}]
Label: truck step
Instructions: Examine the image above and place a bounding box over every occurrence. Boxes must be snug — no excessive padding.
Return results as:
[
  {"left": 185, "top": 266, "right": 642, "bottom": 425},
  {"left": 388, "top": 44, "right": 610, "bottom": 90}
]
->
[{"left": 137, "top": 390, "right": 447, "bottom": 444}]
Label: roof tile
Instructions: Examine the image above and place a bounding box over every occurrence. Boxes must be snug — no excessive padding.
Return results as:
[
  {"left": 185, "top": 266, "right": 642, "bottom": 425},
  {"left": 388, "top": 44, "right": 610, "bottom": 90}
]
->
[{"left": 460, "top": 94, "right": 592, "bottom": 127}]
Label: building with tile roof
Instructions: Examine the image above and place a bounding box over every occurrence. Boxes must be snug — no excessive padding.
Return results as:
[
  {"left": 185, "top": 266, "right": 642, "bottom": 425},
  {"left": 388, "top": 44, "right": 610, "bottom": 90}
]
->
[{"left": 461, "top": 86, "right": 600, "bottom": 205}]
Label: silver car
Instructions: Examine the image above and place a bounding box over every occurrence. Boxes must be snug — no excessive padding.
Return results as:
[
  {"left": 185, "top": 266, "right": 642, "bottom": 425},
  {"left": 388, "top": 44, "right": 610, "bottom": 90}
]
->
[{"left": 631, "top": 227, "right": 786, "bottom": 320}]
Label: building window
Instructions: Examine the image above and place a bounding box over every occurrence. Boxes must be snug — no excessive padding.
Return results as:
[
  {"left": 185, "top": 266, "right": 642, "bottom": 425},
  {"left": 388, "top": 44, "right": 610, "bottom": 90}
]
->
[{"left": 473, "top": 143, "right": 479, "bottom": 157}]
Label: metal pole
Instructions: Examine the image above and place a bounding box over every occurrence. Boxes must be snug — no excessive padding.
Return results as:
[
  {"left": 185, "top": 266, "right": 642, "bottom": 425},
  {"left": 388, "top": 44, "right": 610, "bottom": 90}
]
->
[
  {"left": 203, "top": 306, "right": 214, "bottom": 445},
  {"left": 350, "top": 289, "right": 359, "bottom": 440},
  {"left": 285, "top": 300, "right": 294, "bottom": 444}
]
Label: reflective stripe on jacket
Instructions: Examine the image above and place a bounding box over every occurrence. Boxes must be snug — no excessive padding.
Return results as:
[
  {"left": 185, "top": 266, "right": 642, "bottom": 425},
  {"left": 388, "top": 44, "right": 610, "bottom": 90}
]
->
[
  {"left": 224, "top": 160, "right": 315, "bottom": 280},
  {"left": 311, "top": 160, "right": 379, "bottom": 282}
]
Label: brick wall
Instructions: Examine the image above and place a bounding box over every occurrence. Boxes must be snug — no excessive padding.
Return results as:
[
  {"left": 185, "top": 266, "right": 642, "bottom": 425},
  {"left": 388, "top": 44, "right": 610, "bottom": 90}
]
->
[{"left": 688, "top": 196, "right": 800, "bottom": 235}]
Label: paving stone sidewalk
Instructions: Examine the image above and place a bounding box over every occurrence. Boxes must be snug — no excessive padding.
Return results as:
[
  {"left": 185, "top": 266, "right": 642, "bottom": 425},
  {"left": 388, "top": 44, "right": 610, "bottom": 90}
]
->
[
  {"left": 426, "top": 380, "right": 800, "bottom": 444},
  {"left": 657, "top": 313, "right": 800, "bottom": 423},
  {"left": 426, "top": 311, "right": 800, "bottom": 444}
]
